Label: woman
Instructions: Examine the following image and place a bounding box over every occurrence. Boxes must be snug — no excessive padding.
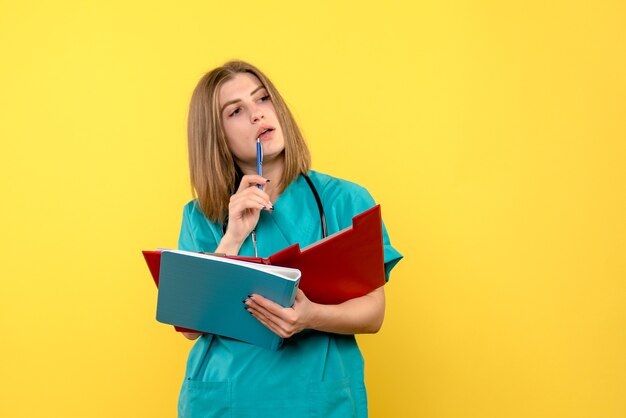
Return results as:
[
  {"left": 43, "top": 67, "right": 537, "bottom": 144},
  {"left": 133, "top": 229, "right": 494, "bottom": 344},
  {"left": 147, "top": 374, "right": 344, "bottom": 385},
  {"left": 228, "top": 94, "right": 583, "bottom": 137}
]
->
[{"left": 177, "top": 60, "right": 402, "bottom": 417}]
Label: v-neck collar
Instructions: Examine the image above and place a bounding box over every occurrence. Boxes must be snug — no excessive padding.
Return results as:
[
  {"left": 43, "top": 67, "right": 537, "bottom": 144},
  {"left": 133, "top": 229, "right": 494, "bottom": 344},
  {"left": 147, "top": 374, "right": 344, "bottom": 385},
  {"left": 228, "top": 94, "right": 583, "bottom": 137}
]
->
[{"left": 252, "top": 173, "right": 322, "bottom": 257}]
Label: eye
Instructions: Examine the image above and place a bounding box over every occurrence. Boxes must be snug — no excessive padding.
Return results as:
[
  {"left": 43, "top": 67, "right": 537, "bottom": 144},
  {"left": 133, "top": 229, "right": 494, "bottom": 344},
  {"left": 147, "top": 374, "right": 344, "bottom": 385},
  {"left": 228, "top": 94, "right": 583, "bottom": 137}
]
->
[
  {"left": 259, "top": 95, "right": 271, "bottom": 102},
  {"left": 228, "top": 107, "right": 241, "bottom": 117}
]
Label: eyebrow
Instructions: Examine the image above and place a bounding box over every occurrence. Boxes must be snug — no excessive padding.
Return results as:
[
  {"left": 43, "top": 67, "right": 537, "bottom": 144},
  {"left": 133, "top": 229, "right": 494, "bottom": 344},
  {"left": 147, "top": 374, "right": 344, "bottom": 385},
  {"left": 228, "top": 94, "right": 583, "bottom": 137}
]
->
[{"left": 220, "top": 85, "right": 266, "bottom": 113}]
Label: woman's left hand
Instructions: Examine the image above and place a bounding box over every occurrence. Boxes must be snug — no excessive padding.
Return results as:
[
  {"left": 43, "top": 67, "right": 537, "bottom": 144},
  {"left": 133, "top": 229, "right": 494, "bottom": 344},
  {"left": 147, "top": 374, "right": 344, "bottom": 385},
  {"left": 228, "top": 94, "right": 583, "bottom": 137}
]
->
[{"left": 245, "top": 289, "right": 317, "bottom": 338}]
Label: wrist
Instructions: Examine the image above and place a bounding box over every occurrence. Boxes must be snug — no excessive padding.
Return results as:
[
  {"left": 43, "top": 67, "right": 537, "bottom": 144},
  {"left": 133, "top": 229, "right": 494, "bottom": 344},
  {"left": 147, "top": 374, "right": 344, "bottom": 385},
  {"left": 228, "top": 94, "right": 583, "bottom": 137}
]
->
[
  {"left": 308, "top": 301, "right": 330, "bottom": 331},
  {"left": 216, "top": 232, "right": 244, "bottom": 255}
]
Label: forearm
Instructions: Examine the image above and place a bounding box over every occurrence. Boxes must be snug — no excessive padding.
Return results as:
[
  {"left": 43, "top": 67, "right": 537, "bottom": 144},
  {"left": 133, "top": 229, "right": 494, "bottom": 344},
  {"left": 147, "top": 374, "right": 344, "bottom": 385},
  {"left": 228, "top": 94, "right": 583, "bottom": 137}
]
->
[
  {"left": 215, "top": 233, "right": 244, "bottom": 255},
  {"left": 309, "top": 287, "right": 385, "bottom": 335}
]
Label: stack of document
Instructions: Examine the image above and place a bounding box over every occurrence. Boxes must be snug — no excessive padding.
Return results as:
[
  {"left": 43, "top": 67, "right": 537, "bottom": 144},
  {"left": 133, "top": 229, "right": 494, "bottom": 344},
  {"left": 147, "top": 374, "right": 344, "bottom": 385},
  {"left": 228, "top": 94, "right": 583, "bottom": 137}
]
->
[{"left": 143, "top": 205, "right": 385, "bottom": 350}]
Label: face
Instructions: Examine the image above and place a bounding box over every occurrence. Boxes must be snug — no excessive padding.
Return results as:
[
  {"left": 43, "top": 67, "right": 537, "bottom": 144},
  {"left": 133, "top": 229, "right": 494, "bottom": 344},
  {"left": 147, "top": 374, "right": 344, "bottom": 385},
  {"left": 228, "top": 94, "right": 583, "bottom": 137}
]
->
[{"left": 218, "top": 73, "right": 285, "bottom": 168}]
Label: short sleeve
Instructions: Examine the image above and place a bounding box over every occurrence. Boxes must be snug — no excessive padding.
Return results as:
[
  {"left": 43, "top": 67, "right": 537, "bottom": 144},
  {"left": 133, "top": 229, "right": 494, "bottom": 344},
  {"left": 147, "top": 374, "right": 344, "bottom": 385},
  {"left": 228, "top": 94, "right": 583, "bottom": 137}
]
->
[
  {"left": 178, "top": 204, "right": 197, "bottom": 251},
  {"left": 381, "top": 224, "right": 403, "bottom": 281},
  {"left": 177, "top": 201, "right": 219, "bottom": 253}
]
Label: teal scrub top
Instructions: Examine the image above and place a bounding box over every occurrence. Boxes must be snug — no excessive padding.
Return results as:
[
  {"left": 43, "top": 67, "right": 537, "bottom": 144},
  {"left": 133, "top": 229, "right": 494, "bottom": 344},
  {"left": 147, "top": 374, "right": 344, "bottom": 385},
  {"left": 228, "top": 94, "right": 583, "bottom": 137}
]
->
[{"left": 176, "top": 171, "right": 403, "bottom": 418}]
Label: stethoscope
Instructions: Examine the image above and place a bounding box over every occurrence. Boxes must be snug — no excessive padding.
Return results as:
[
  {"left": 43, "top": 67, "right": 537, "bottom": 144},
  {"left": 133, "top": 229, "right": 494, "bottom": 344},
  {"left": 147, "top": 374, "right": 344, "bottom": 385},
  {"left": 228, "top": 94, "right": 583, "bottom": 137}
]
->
[{"left": 222, "top": 173, "right": 328, "bottom": 256}]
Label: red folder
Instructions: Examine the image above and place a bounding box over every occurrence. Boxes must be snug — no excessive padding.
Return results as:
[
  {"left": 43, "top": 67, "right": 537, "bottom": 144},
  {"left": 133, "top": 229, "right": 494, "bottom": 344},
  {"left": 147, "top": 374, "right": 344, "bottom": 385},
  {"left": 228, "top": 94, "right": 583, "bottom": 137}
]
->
[{"left": 143, "top": 205, "right": 385, "bottom": 331}]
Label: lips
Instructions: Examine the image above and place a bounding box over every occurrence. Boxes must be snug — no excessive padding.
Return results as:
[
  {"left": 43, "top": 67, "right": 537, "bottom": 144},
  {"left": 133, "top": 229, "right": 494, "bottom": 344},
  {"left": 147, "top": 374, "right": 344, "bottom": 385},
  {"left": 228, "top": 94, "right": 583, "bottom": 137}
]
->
[{"left": 256, "top": 125, "right": 275, "bottom": 141}]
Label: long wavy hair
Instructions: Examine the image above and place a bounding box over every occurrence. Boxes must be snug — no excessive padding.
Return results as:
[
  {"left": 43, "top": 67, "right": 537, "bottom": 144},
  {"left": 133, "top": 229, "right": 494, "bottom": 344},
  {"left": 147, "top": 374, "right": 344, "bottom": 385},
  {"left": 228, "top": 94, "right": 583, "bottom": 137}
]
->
[{"left": 187, "top": 61, "right": 311, "bottom": 223}]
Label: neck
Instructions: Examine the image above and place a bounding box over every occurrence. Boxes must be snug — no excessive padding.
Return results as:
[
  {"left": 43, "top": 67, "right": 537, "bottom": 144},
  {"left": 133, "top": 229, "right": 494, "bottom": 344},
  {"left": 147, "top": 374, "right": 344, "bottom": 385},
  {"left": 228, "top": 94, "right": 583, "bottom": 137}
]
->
[{"left": 237, "top": 154, "right": 284, "bottom": 203}]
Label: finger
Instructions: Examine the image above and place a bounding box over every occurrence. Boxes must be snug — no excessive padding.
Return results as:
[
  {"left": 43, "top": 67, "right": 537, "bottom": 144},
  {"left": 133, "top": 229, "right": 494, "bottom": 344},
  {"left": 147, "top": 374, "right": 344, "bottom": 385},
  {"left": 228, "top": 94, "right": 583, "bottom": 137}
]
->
[
  {"left": 229, "top": 194, "right": 269, "bottom": 212},
  {"left": 294, "top": 289, "right": 305, "bottom": 303},
  {"left": 292, "top": 289, "right": 310, "bottom": 309},
  {"left": 249, "top": 308, "right": 288, "bottom": 338},
  {"left": 246, "top": 302, "right": 292, "bottom": 331},
  {"left": 249, "top": 294, "right": 291, "bottom": 317},
  {"left": 237, "top": 174, "right": 269, "bottom": 193},
  {"left": 230, "top": 190, "right": 272, "bottom": 210},
  {"left": 238, "top": 187, "right": 273, "bottom": 207}
]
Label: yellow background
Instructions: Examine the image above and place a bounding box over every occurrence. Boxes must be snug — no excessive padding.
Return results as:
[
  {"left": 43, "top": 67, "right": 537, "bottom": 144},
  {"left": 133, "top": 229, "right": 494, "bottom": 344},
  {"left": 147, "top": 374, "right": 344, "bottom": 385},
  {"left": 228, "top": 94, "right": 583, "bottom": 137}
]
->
[{"left": 1, "top": 1, "right": 625, "bottom": 417}]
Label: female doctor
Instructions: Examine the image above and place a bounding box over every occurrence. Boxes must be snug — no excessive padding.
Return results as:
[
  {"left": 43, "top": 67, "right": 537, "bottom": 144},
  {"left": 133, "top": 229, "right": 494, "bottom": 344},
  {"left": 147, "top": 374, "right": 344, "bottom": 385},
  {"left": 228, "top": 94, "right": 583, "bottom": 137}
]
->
[{"left": 177, "top": 60, "right": 402, "bottom": 417}]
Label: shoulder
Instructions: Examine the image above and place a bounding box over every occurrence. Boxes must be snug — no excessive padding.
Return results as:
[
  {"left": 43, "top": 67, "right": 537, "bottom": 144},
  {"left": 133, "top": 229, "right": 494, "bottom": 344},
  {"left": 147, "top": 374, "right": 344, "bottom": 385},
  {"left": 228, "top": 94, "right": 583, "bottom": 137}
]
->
[
  {"left": 179, "top": 199, "right": 222, "bottom": 251},
  {"left": 182, "top": 199, "right": 204, "bottom": 221},
  {"left": 182, "top": 199, "right": 220, "bottom": 229},
  {"left": 306, "top": 171, "right": 376, "bottom": 227},
  {"left": 307, "top": 170, "right": 373, "bottom": 204}
]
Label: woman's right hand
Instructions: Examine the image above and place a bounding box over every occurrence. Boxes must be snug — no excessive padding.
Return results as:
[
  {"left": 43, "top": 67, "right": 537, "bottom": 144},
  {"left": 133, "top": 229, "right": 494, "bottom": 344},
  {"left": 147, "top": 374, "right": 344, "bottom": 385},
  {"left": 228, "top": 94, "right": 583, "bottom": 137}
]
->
[{"left": 218, "top": 174, "right": 272, "bottom": 254}]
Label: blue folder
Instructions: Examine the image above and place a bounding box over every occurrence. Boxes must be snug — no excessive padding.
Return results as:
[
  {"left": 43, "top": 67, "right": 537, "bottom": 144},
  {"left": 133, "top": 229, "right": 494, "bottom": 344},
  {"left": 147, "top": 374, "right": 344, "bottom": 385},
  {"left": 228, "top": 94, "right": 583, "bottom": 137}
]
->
[{"left": 156, "top": 250, "right": 301, "bottom": 350}]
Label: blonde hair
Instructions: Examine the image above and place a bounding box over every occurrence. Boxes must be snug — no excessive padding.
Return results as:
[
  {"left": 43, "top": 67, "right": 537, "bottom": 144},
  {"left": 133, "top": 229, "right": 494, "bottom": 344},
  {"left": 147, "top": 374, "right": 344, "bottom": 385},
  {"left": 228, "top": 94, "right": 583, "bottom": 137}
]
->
[{"left": 187, "top": 61, "right": 311, "bottom": 223}]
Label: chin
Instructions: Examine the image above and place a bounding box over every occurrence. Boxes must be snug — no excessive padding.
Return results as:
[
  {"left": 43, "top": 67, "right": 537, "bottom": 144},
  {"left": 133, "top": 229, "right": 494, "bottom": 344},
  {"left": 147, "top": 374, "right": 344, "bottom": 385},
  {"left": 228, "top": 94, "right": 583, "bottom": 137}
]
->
[
  {"left": 263, "top": 138, "right": 286, "bottom": 154},
  {"left": 266, "top": 149, "right": 286, "bottom": 160}
]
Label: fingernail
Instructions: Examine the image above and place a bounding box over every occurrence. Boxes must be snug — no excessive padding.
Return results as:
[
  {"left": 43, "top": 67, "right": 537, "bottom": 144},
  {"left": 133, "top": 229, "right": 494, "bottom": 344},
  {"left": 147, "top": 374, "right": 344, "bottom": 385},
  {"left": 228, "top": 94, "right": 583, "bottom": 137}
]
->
[{"left": 242, "top": 299, "right": 248, "bottom": 304}]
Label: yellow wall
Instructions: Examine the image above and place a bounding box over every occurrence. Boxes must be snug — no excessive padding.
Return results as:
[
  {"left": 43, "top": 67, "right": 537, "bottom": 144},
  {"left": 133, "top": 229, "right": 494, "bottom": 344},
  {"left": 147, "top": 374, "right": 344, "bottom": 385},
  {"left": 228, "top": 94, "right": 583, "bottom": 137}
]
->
[{"left": 1, "top": 1, "right": 624, "bottom": 417}]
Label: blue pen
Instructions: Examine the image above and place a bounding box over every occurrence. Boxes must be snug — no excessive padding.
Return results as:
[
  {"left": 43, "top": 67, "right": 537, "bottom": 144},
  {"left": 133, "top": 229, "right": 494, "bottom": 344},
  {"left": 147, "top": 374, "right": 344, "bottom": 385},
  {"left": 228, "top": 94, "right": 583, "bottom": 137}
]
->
[{"left": 256, "top": 137, "right": 263, "bottom": 189}]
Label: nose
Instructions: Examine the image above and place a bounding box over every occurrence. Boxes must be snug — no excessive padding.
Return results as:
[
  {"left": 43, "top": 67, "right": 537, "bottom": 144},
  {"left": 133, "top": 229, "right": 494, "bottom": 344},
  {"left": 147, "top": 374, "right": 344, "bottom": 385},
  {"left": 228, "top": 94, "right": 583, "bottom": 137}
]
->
[{"left": 250, "top": 107, "right": 263, "bottom": 123}]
